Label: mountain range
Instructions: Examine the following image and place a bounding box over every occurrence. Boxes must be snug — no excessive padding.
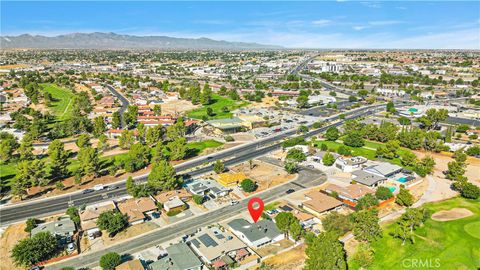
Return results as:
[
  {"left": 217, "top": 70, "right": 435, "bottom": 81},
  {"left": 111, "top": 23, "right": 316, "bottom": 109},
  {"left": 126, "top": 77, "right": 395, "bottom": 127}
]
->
[{"left": 0, "top": 32, "right": 281, "bottom": 50}]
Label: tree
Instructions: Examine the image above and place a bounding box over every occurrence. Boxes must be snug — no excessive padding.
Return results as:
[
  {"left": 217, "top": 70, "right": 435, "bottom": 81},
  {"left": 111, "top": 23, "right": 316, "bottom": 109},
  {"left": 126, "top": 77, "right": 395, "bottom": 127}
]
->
[
  {"left": 0, "top": 132, "right": 19, "bottom": 163},
  {"left": 111, "top": 111, "right": 121, "bottom": 129},
  {"left": 153, "top": 104, "right": 162, "bottom": 116},
  {"left": 286, "top": 148, "right": 306, "bottom": 162},
  {"left": 343, "top": 131, "right": 365, "bottom": 147},
  {"left": 446, "top": 161, "right": 466, "bottom": 181},
  {"left": 166, "top": 137, "right": 187, "bottom": 161},
  {"left": 124, "top": 105, "right": 138, "bottom": 128},
  {"left": 457, "top": 181, "right": 480, "bottom": 199},
  {"left": 97, "top": 134, "right": 109, "bottom": 152},
  {"left": 337, "top": 145, "right": 351, "bottom": 156},
  {"left": 48, "top": 139, "right": 70, "bottom": 179},
  {"left": 289, "top": 220, "right": 304, "bottom": 241},
  {"left": 400, "top": 150, "right": 418, "bottom": 167},
  {"left": 118, "top": 130, "right": 135, "bottom": 150},
  {"left": 25, "top": 218, "right": 37, "bottom": 233},
  {"left": 240, "top": 178, "right": 257, "bottom": 192},
  {"left": 284, "top": 161, "right": 298, "bottom": 174},
  {"left": 192, "top": 194, "right": 204, "bottom": 205},
  {"left": 18, "top": 134, "right": 34, "bottom": 160},
  {"left": 322, "top": 151, "right": 336, "bottom": 166},
  {"left": 274, "top": 212, "right": 296, "bottom": 236},
  {"left": 414, "top": 156, "right": 436, "bottom": 177},
  {"left": 398, "top": 116, "right": 411, "bottom": 126},
  {"left": 75, "top": 134, "right": 91, "bottom": 148},
  {"left": 11, "top": 231, "right": 57, "bottom": 267},
  {"left": 93, "top": 116, "right": 106, "bottom": 138},
  {"left": 97, "top": 210, "right": 128, "bottom": 236},
  {"left": 356, "top": 193, "right": 379, "bottom": 210},
  {"left": 148, "top": 160, "right": 179, "bottom": 191},
  {"left": 124, "top": 143, "right": 150, "bottom": 172},
  {"left": 99, "top": 252, "right": 121, "bottom": 270},
  {"left": 304, "top": 231, "right": 347, "bottom": 270},
  {"left": 352, "top": 243, "right": 375, "bottom": 269},
  {"left": 146, "top": 125, "right": 164, "bottom": 146},
  {"left": 325, "top": 127, "right": 340, "bottom": 141},
  {"left": 396, "top": 186, "right": 414, "bottom": 206},
  {"left": 322, "top": 212, "right": 352, "bottom": 236},
  {"left": 352, "top": 209, "right": 382, "bottom": 242},
  {"left": 391, "top": 208, "right": 429, "bottom": 245},
  {"left": 200, "top": 83, "right": 213, "bottom": 105},
  {"left": 66, "top": 206, "right": 80, "bottom": 224},
  {"left": 297, "top": 95, "right": 309, "bottom": 108},
  {"left": 206, "top": 107, "right": 215, "bottom": 117},
  {"left": 375, "top": 186, "right": 393, "bottom": 200},
  {"left": 213, "top": 160, "right": 225, "bottom": 174},
  {"left": 77, "top": 146, "right": 100, "bottom": 177},
  {"left": 386, "top": 101, "right": 395, "bottom": 113},
  {"left": 166, "top": 118, "right": 186, "bottom": 140}
]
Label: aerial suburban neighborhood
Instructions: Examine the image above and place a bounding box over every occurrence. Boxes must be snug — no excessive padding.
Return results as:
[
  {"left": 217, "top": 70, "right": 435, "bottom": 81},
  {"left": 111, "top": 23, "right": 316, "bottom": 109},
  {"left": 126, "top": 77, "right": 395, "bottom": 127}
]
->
[{"left": 0, "top": 1, "right": 479, "bottom": 270}]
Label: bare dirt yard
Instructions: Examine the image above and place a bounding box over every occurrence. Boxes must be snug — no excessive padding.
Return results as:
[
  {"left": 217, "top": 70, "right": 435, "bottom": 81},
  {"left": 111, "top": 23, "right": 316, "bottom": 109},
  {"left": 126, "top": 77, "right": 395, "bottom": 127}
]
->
[
  {"left": 254, "top": 239, "right": 294, "bottom": 257},
  {"left": 101, "top": 222, "right": 159, "bottom": 247},
  {"left": 254, "top": 244, "right": 307, "bottom": 270},
  {"left": 431, "top": 208, "right": 474, "bottom": 221},
  {"left": 161, "top": 100, "right": 199, "bottom": 116},
  {"left": 0, "top": 223, "right": 29, "bottom": 270},
  {"left": 231, "top": 160, "right": 295, "bottom": 195}
]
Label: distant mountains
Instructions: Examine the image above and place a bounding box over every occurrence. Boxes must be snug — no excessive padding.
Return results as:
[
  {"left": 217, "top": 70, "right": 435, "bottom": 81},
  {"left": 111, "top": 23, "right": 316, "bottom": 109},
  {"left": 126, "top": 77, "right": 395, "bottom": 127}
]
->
[{"left": 0, "top": 32, "right": 282, "bottom": 50}]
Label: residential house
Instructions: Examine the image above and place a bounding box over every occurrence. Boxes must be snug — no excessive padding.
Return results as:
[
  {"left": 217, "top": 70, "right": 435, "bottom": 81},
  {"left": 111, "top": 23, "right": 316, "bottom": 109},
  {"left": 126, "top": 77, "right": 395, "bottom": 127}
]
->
[
  {"left": 116, "top": 197, "right": 158, "bottom": 225},
  {"left": 363, "top": 163, "right": 403, "bottom": 178},
  {"left": 334, "top": 156, "right": 368, "bottom": 172},
  {"left": 31, "top": 216, "right": 76, "bottom": 245},
  {"left": 292, "top": 211, "right": 319, "bottom": 229},
  {"left": 301, "top": 191, "right": 343, "bottom": 217},
  {"left": 227, "top": 218, "right": 284, "bottom": 248},
  {"left": 186, "top": 180, "right": 230, "bottom": 198},
  {"left": 188, "top": 227, "right": 248, "bottom": 265},
  {"left": 148, "top": 243, "right": 203, "bottom": 270},
  {"left": 351, "top": 170, "right": 387, "bottom": 187},
  {"left": 309, "top": 151, "right": 340, "bottom": 163},
  {"left": 79, "top": 201, "right": 117, "bottom": 237},
  {"left": 155, "top": 189, "right": 190, "bottom": 212},
  {"left": 323, "top": 183, "right": 374, "bottom": 207}
]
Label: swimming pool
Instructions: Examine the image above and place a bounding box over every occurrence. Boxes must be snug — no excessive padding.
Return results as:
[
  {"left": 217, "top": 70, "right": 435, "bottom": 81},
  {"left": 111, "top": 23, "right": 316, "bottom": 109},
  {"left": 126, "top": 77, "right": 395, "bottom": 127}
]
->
[
  {"left": 388, "top": 186, "right": 396, "bottom": 193},
  {"left": 397, "top": 177, "right": 408, "bottom": 183}
]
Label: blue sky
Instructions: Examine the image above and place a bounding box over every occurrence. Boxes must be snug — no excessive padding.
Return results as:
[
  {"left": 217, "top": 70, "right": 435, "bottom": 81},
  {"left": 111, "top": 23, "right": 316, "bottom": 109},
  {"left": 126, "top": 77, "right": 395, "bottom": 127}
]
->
[{"left": 1, "top": 1, "right": 479, "bottom": 49}]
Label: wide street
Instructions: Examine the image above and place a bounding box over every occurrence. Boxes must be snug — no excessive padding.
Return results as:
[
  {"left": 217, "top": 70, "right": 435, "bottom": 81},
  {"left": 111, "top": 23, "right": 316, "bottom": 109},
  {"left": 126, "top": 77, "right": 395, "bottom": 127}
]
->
[
  {"left": 0, "top": 104, "right": 381, "bottom": 226},
  {"left": 48, "top": 166, "right": 326, "bottom": 270}
]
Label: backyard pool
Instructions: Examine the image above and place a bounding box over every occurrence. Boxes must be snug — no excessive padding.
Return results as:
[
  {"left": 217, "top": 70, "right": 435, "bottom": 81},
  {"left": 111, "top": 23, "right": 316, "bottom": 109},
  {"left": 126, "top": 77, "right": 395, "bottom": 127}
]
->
[
  {"left": 397, "top": 177, "right": 408, "bottom": 183},
  {"left": 388, "top": 186, "right": 397, "bottom": 193}
]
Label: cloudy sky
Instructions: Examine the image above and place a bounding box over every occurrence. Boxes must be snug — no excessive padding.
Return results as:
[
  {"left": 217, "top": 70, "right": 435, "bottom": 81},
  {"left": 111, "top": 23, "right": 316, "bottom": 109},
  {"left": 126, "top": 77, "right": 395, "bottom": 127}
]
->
[{"left": 1, "top": 1, "right": 479, "bottom": 49}]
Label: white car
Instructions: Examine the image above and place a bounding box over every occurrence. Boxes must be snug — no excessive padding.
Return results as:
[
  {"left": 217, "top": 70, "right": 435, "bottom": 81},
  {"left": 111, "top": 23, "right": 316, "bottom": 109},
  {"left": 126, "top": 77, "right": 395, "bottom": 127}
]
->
[
  {"left": 230, "top": 200, "right": 239, "bottom": 206},
  {"left": 93, "top": 184, "right": 104, "bottom": 191},
  {"left": 67, "top": 243, "right": 75, "bottom": 253}
]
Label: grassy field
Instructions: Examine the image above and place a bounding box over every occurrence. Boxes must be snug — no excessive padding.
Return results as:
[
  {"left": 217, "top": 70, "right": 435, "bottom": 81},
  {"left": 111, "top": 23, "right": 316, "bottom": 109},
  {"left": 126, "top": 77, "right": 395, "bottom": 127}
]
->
[
  {"left": 187, "top": 140, "right": 223, "bottom": 153},
  {"left": 40, "top": 84, "right": 75, "bottom": 119},
  {"left": 314, "top": 139, "right": 412, "bottom": 169},
  {"left": 349, "top": 197, "right": 480, "bottom": 269},
  {"left": 186, "top": 94, "right": 249, "bottom": 120}
]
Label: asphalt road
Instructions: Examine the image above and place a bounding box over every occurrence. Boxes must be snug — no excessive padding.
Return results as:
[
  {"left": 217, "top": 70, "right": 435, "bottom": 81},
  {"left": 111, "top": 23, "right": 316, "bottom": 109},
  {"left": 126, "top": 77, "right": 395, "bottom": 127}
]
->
[
  {"left": 106, "top": 85, "right": 129, "bottom": 128},
  {"left": 0, "top": 104, "right": 381, "bottom": 226},
  {"left": 47, "top": 166, "right": 326, "bottom": 270}
]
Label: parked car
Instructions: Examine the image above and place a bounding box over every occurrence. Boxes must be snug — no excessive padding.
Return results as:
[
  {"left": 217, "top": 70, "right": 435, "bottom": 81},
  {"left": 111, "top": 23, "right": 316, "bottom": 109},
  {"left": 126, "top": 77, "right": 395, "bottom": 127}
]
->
[
  {"left": 230, "top": 200, "right": 239, "bottom": 206},
  {"left": 82, "top": 189, "right": 94, "bottom": 194},
  {"left": 106, "top": 186, "right": 118, "bottom": 191},
  {"left": 93, "top": 184, "right": 104, "bottom": 191},
  {"left": 285, "top": 189, "right": 295, "bottom": 194},
  {"left": 67, "top": 243, "right": 75, "bottom": 253}
]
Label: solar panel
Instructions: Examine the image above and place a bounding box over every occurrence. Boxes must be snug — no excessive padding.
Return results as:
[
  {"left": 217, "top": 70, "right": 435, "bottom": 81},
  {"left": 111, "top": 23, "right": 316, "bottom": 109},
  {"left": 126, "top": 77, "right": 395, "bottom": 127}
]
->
[
  {"left": 190, "top": 239, "right": 201, "bottom": 248},
  {"left": 198, "top": 234, "right": 218, "bottom": 247},
  {"left": 215, "top": 233, "right": 225, "bottom": 240}
]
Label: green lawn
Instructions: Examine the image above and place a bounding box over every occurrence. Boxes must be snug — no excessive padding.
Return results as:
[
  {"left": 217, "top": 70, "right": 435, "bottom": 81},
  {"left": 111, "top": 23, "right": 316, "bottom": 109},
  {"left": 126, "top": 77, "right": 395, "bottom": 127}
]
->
[
  {"left": 349, "top": 197, "right": 480, "bottom": 269},
  {"left": 314, "top": 139, "right": 412, "bottom": 169},
  {"left": 40, "top": 83, "right": 75, "bottom": 120},
  {"left": 187, "top": 140, "right": 224, "bottom": 153},
  {"left": 186, "top": 94, "right": 249, "bottom": 120}
]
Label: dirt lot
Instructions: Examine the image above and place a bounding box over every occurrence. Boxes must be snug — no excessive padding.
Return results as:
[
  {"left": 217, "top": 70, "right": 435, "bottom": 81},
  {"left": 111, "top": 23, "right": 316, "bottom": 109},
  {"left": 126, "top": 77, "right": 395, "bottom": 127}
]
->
[
  {"left": 0, "top": 223, "right": 29, "bottom": 270},
  {"left": 249, "top": 96, "right": 279, "bottom": 108},
  {"left": 414, "top": 150, "right": 480, "bottom": 186},
  {"left": 101, "top": 222, "right": 159, "bottom": 247},
  {"left": 431, "top": 208, "right": 474, "bottom": 221},
  {"left": 254, "top": 244, "right": 307, "bottom": 270},
  {"left": 231, "top": 160, "right": 295, "bottom": 195},
  {"left": 254, "top": 239, "right": 294, "bottom": 257},
  {"left": 161, "top": 100, "right": 199, "bottom": 116}
]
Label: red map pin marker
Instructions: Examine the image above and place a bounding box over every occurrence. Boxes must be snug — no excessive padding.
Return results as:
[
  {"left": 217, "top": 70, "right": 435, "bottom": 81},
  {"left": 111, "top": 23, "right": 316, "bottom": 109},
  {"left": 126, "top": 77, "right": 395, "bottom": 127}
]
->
[{"left": 248, "top": 197, "right": 264, "bottom": 223}]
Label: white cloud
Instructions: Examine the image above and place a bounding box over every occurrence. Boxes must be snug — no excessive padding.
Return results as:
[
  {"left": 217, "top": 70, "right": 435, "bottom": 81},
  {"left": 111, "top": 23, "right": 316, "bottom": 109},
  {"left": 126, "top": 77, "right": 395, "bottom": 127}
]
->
[
  {"left": 368, "top": 20, "right": 404, "bottom": 26},
  {"left": 312, "top": 20, "right": 332, "bottom": 26},
  {"left": 353, "top": 26, "right": 369, "bottom": 31}
]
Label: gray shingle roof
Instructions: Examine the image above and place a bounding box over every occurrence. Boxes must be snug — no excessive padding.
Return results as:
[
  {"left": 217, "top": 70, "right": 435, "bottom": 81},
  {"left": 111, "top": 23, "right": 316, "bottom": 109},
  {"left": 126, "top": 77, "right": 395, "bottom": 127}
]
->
[{"left": 227, "top": 218, "right": 282, "bottom": 243}]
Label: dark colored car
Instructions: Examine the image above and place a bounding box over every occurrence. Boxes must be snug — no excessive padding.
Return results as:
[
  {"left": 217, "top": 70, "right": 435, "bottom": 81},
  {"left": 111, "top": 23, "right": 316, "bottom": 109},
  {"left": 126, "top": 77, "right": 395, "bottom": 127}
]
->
[
  {"left": 107, "top": 186, "right": 118, "bottom": 191},
  {"left": 286, "top": 189, "right": 295, "bottom": 194},
  {"left": 82, "top": 189, "right": 94, "bottom": 194}
]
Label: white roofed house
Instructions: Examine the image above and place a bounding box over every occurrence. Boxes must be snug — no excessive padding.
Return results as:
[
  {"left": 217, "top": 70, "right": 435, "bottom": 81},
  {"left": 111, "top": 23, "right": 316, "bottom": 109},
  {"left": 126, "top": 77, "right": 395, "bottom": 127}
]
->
[{"left": 227, "top": 218, "right": 284, "bottom": 248}]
